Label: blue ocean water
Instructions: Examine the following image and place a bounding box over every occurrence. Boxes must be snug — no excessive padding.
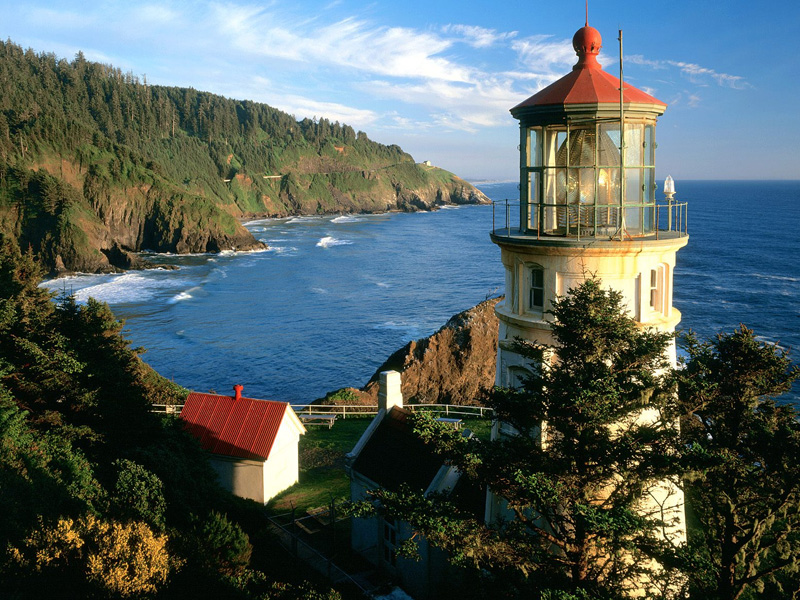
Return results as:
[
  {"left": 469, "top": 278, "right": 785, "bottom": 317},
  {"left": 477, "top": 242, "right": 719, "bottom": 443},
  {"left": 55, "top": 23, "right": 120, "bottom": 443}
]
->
[{"left": 43, "top": 181, "right": 800, "bottom": 404}]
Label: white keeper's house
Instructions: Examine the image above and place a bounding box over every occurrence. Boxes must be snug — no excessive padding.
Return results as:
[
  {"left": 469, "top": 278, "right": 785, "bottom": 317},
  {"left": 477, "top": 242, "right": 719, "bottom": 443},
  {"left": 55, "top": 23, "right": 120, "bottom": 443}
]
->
[{"left": 180, "top": 384, "right": 306, "bottom": 504}]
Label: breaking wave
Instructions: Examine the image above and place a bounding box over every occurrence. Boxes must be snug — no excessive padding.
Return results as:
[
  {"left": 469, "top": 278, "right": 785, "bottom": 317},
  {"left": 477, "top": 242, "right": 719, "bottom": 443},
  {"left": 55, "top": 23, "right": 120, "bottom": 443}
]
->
[{"left": 316, "top": 236, "right": 353, "bottom": 248}]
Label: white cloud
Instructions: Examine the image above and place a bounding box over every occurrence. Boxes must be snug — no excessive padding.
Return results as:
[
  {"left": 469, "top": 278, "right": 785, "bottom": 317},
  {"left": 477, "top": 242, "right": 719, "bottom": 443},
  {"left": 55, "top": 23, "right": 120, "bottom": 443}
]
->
[
  {"left": 512, "top": 35, "right": 575, "bottom": 71},
  {"left": 442, "top": 24, "right": 517, "bottom": 48},
  {"left": 366, "top": 77, "right": 520, "bottom": 132},
  {"left": 627, "top": 54, "right": 749, "bottom": 89},
  {"left": 208, "top": 5, "right": 474, "bottom": 82},
  {"left": 267, "top": 94, "right": 380, "bottom": 130}
]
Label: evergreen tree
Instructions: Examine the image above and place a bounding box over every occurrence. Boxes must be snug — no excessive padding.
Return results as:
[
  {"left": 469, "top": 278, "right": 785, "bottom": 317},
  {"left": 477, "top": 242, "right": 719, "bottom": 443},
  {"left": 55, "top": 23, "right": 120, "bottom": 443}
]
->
[
  {"left": 0, "top": 236, "right": 342, "bottom": 599},
  {"left": 678, "top": 327, "right": 800, "bottom": 600},
  {"left": 353, "top": 280, "right": 685, "bottom": 599}
]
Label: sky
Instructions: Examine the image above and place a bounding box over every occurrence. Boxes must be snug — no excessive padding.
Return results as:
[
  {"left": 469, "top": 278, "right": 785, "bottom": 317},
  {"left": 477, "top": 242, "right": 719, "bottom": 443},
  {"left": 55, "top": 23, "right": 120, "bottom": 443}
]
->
[{"left": 2, "top": 0, "right": 798, "bottom": 182}]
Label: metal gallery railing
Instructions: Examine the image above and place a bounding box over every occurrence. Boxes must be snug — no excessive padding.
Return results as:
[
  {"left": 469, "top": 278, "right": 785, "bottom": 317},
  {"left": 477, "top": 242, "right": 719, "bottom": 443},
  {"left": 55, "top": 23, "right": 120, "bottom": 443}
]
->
[{"left": 491, "top": 200, "right": 688, "bottom": 241}]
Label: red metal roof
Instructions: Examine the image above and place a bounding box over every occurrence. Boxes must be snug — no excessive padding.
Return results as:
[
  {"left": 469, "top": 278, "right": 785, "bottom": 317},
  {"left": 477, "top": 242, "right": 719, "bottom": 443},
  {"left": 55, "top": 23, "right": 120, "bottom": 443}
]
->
[
  {"left": 180, "top": 392, "right": 290, "bottom": 461},
  {"left": 511, "top": 25, "right": 666, "bottom": 113}
]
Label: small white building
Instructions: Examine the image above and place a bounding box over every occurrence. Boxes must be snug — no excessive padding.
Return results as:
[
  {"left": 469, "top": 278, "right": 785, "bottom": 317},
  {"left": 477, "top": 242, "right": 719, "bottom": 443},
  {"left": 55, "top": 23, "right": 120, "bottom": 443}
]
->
[{"left": 180, "top": 385, "right": 306, "bottom": 504}]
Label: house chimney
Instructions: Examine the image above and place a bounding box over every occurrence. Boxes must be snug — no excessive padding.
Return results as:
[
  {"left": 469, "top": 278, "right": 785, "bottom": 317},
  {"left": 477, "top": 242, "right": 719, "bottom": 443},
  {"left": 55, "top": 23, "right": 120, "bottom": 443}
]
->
[
  {"left": 233, "top": 384, "right": 243, "bottom": 401},
  {"left": 378, "top": 370, "right": 403, "bottom": 412}
]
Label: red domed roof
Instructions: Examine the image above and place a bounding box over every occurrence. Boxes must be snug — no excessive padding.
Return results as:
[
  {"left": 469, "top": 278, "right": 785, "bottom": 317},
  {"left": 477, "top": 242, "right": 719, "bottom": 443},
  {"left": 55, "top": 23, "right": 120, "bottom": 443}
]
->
[{"left": 511, "top": 25, "right": 666, "bottom": 114}]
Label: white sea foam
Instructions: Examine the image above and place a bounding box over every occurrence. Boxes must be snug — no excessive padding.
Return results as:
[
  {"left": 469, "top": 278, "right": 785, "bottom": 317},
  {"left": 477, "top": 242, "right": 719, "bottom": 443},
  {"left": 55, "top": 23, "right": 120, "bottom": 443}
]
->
[
  {"left": 268, "top": 246, "right": 297, "bottom": 255},
  {"left": 311, "top": 287, "right": 329, "bottom": 295},
  {"left": 753, "top": 273, "right": 800, "bottom": 283},
  {"left": 316, "top": 236, "right": 352, "bottom": 248},
  {"left": 755, "top": 335, "right": 786, "bottom": 351},
  {"left": 376, "top": 282, "right": 390, "bottom": 288},
  {"left": 243, "top": 217, "right": 281, "bottom": 226},
  {"left": 287, "top": 216, "right": 323, "bottom": 224},
  {"left": 331, "top": 215, "right": 362, "bottom": 224},
  {"left": 169, "top": 291, "right": 194, "bottom": 304},
  {"left": 48, "top": 272, "right": 189, "bottom": 305}
]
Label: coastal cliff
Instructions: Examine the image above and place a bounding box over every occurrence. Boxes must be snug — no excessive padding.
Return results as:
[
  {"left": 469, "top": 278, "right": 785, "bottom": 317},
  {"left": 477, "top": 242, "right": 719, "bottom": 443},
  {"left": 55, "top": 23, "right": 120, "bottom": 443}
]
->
[
  {"left": 0, "top": 41, "right": 488, "bottom": 275},
  {"left": 319, "top": 298, "right": 501, "bottom": 407}
]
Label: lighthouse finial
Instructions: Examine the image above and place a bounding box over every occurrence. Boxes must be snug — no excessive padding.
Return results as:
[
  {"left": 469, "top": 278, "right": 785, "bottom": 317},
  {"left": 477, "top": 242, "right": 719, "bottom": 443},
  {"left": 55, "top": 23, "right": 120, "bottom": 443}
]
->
[{"left": 585, "top": 0, "right": 589, "bottom": 26}]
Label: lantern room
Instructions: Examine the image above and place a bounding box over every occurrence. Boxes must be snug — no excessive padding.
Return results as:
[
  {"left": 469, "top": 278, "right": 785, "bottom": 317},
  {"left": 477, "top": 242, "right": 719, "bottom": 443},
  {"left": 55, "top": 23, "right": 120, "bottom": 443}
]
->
[{"left": 508, "top": 24, "right": 671, "bottom": 239}]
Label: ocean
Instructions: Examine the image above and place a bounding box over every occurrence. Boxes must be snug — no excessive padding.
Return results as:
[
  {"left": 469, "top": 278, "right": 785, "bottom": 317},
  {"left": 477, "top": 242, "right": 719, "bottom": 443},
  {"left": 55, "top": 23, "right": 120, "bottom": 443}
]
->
[{"left": 43, "top": 180, "right": 800, "bottom": 404}]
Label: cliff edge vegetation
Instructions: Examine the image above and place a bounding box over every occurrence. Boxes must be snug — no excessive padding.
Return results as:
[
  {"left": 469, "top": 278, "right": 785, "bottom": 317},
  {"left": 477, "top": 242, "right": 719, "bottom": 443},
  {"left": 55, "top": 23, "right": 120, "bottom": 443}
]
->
[{"left": 0, "top": 41, "right": 488, "bottom": 275}]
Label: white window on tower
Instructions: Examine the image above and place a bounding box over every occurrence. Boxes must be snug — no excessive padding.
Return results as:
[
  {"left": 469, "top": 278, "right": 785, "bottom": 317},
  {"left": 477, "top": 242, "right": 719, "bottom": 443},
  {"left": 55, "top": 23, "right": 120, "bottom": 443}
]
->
[
  {"left": 649, "top": 268, "right": 660, "bottom": 312},
  {"left": 649, "top": 264, "right": 670, "bottom": 317},
  {"left": 529, "top": 267, "right": 544, "bottom": 311}
]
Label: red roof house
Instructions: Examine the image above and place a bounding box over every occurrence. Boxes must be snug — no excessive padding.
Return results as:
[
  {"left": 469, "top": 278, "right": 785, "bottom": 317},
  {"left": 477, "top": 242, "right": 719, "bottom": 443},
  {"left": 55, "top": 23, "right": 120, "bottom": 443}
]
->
[{"left": 181, "top": 385, "right": 306, "bottom": 504}]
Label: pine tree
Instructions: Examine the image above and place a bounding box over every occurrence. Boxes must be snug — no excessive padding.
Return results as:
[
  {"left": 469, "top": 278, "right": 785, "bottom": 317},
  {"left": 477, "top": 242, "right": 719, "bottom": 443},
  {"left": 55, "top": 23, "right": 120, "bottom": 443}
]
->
[
  {"left": 354, "top": 280, "right": 685, "bottom": 599},
  {"left": 678, "top": 327, "right": 800, "bottom": 600}
]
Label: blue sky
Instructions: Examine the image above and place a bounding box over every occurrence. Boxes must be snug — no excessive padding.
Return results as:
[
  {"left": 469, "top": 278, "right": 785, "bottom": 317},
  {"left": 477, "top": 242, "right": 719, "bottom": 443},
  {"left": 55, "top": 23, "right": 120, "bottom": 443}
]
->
[{"left": 2, "top": 0, "right": 798, "bottom": 182}]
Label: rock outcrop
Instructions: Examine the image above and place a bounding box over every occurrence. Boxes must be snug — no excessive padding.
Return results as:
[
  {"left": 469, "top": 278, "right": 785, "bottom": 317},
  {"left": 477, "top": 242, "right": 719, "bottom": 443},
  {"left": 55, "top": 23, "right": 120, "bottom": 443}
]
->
[{"left": 317, "top": 298, "right": 501, "bottom": 407}]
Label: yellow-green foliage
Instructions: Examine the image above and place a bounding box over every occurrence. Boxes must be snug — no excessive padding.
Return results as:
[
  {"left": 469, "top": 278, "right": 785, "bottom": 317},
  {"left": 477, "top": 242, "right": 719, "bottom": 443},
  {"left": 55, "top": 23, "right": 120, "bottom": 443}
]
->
[{"left": 14, "top": 515, "right": 171, "bottom": 597}]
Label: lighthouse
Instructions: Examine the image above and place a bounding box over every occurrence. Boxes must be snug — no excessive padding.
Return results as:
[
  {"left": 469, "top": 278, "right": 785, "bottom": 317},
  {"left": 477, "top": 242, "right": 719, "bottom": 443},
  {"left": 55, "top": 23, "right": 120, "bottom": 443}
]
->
[
  {"left": 487, "top": 20, "right": 690, "bottom": 579},
  {"left": 491, "top": 23, "right": 687, "bottom": 389}
]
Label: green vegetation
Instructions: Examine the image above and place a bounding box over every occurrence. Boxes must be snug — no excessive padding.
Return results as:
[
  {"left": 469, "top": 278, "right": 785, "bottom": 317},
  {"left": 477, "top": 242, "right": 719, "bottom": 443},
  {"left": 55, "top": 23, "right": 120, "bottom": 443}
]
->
[
  {"left": 348, "top": 280, "right": 800, "bottom": 600},
  {"left": 0, "top": 41, "right": 486, "bottom": 274},
  {"left": 677, "top": 327, "right": 800, "bottom": 600},
  {"left": 269, "top": 413, "right": 493, "bottom": 518},
  {"left": 0, "top": 235, "right": 340, "bottom": 599},
  {"left": 352, "top": 280, "right": 685, "bottom": 598},
  {"left": 4, "top": 224, "right": 798, "bottom": 599}
]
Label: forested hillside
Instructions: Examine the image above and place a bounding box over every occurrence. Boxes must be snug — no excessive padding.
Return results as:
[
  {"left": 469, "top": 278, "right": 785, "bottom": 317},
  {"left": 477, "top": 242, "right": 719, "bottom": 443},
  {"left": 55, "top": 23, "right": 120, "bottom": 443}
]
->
[
  {"left": 0, "top": 235, "right": 342, "bottom": 599},
  {"left": 0, "top": 41, "right": 488, "bottom": 274}
]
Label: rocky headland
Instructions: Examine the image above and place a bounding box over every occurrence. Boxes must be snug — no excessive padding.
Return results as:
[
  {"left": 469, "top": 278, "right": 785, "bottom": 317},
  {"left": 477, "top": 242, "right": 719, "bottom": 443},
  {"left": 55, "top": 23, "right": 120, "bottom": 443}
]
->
[
  {"left": 317, "top": 297, "right": 501, "bottom": 407},
  {"left": 0, "top": 40, "right": 488, "bottom": 276}
]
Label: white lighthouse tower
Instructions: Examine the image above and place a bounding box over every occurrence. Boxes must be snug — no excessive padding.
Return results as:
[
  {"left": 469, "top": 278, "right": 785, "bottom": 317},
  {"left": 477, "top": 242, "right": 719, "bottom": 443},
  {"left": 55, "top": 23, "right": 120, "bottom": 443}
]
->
[
  {"left": 492, "top": 23, "right": 687, "bottom": 389},
  {"left": 487, "top": 20, "right": 690, "bottom": 573}
]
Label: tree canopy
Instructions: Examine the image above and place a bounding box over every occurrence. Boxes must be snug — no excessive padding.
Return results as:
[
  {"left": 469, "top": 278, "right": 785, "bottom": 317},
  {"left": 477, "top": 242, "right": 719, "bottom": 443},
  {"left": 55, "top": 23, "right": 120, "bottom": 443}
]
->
[
  {"left": 354, "top": 279, "right": 686, "bottom": 599},
  {"left": 0, "top": 235, "right": 340, "bottom": 599},
  {"left": 0, "top": 40, "right": 481, "bottom": 274},
  {"left": 678, "top": 327, "right": 800, "bottom": 600}
]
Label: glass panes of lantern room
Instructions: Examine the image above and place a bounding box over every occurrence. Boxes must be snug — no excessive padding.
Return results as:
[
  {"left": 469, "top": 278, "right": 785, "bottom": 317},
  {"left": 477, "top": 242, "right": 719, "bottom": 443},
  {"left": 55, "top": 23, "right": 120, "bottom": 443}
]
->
[{"left": 522, "top": 121, "right": 656, "bottom": 237}]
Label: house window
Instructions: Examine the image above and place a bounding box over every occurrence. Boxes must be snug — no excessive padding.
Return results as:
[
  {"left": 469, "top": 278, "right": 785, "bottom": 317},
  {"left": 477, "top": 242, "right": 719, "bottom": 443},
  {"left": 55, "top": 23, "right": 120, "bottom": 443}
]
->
[
  {"left": 530, "top": 268, "right": 544, "bottom": 310},
  {"left": 383, "top": 518, "right": 397, "bottom": 566}
]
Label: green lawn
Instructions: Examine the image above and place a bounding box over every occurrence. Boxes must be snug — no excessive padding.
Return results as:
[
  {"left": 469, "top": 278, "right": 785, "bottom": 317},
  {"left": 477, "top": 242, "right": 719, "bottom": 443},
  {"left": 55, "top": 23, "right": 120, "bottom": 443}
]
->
[
  {"left": 267, "top": 414, "right": 493, "bottom": 517},
  {"left": 267, "top": 418, "right": 372, "bottom": 516}
]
